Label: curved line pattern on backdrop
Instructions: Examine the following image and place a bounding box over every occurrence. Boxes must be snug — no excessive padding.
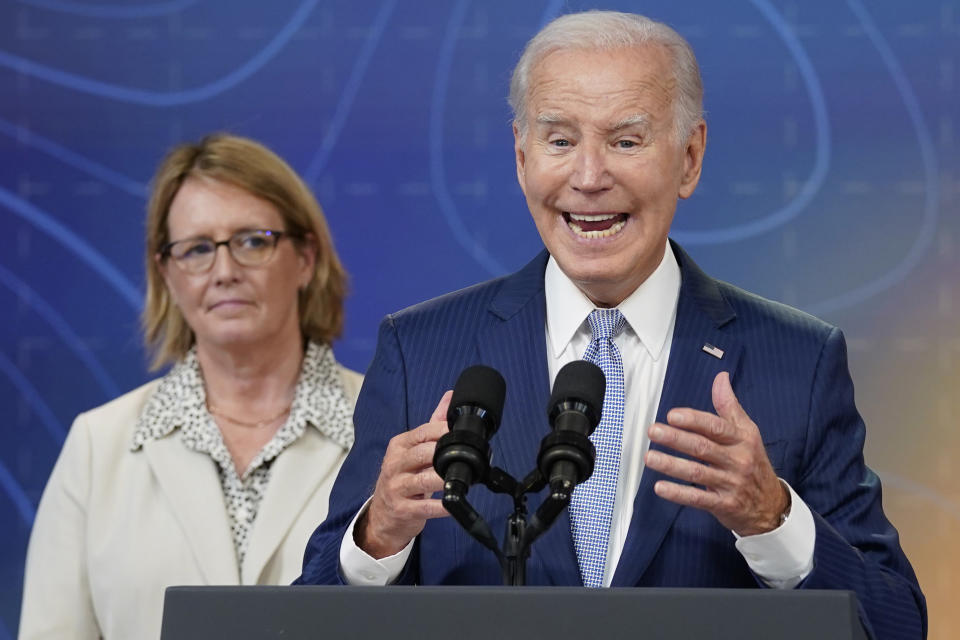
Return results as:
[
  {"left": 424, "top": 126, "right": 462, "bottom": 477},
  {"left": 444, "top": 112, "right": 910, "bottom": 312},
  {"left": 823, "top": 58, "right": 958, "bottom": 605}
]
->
[
  {"left": 303, "top": 0, "right": 397, "bottom": 184},
  {"left": 0, "top": 117, "right": 147, "bottom": 199},
  {"left": 429, "top": 0, "right": 502, "bottom": 277},
  {"left": 0, "top": 457, "right": 36, "bottom": 527},
  {"left": 0, "top": 187, "right": 141, "bottom": 310},
  {"left": 672, "top": 0, "right": 831, "bottom": 245},
  {"left": 0, "top": 0, "right": 318, "bottom": 107},
  {"left": 806, "top": 0, "right": 939, "bottom": 316},
  {"left": 429, "top": 0, "right": 565, "bottom": 277},
  {"left": 0, "top": 264, "right": 120, "bottom": 398},
  {"left": 15, "top": 0, "right": 197, "bottom": 19},
  {"left": 0, "top": 349, "right": 66, "bottom": 445},
  {"left": 878, "top": 471, "right": 960, "bottom": 525}
]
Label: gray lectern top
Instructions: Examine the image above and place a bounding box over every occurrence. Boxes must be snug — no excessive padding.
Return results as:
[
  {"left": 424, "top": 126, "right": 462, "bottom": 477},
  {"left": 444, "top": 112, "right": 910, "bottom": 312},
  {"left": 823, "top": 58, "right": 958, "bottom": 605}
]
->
[{"left": 160, "top": 585, "right": 868, "bottom": 640}]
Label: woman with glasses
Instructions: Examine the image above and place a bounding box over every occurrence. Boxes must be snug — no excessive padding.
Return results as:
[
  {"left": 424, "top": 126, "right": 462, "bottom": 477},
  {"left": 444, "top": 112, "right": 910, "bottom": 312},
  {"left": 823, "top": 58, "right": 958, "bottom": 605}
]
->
[{"left": 20, "top": 134, "right": 361, "bottom": 639}]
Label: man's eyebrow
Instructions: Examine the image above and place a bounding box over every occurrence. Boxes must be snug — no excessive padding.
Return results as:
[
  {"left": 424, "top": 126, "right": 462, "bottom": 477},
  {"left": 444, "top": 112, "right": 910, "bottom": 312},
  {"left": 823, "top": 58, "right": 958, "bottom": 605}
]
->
[
  {"left": 610, "top": 114, "right": 650, "bottom": 130},
  {"left": 534, "top": 113, "right": 570, "bottom": 126}
]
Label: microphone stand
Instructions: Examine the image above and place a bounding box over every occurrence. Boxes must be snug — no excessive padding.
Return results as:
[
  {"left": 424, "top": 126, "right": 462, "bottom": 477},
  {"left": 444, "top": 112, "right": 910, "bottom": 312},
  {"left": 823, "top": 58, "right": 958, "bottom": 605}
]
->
[
  {"left": 439, "top": 360, "right": 602, "bottom": 585},
  {"left": 444, "top": 466, "right": 572, "bottom": 586}
]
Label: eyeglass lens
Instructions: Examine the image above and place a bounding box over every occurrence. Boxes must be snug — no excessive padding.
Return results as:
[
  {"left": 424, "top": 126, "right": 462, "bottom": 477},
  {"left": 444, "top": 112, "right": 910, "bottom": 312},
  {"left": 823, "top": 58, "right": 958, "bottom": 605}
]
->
[{"left": 168, "top": 230, "right": 281, "bottom": 272}]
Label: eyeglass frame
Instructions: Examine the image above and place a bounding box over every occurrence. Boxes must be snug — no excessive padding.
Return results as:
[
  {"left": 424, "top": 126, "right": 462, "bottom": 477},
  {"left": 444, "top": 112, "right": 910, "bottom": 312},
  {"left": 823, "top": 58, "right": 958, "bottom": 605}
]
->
[{"left": 158, "top": 229, "right": 302, "bottom": 273}]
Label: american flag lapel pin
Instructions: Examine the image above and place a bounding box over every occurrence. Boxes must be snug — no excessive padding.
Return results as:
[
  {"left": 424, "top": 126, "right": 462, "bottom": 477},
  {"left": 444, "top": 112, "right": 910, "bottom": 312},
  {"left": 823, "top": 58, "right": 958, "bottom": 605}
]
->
[{"left": 702, "top": 343, "right": 724, "bottom": 359}]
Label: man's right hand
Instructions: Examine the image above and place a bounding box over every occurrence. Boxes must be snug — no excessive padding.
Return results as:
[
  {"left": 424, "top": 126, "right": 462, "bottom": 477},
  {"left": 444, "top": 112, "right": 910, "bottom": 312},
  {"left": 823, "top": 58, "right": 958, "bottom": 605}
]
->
[{"left": 354, "top": 391, "right": 454, "bottom": 559}]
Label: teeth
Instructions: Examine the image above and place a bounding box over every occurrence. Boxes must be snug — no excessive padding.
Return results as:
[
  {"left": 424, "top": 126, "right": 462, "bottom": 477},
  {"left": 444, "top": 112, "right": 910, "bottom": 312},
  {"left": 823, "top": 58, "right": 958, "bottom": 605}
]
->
[
  {"left": 569, "top": 212, "right": 618, "bottom": 222},
  {"left": 567, "top": 218, "right": 626, "bottom": 239}
]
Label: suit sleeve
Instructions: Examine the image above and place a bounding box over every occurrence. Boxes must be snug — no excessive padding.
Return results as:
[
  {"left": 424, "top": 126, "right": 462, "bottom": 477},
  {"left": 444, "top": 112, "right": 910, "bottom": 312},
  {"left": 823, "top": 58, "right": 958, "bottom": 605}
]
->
[
  {"left": 295, "top": 315, "right": 420, "bottom": 585},
  {"left": 797, "top": 327, "right": 926, "bottom": 640},
  {"left": 20, "top": 414, "right": 101, "bottom": 639}
]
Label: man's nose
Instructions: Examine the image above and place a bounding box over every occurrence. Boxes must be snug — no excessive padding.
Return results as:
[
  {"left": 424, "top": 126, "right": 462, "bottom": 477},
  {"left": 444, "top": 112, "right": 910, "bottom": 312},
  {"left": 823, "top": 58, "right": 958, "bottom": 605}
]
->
[{"left": 570, "top": 145, "right": 614, "bottom": 192}]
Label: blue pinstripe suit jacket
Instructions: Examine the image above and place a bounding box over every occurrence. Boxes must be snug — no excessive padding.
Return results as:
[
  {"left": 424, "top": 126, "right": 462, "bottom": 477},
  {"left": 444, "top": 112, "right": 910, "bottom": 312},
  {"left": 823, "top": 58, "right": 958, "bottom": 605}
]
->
[{"left": 297, "top": 241, "right": 925, "bottom": 639}]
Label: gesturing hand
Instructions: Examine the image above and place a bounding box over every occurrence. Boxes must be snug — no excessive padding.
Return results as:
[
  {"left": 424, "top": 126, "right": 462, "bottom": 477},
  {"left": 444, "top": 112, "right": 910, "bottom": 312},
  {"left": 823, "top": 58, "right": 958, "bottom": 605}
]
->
[
  {"left": 644, "top": 371, "right": 789, "bottom": 536},
  {"left": 355, "top": 391, "right": 454, "bottom": 559}
]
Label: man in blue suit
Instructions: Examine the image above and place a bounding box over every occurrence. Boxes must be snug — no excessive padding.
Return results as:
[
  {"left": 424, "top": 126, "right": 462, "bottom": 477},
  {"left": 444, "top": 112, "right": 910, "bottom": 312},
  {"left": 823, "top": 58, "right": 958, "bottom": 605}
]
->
[{"left": 297, "top": 10, "right": 924, "bottom": 639}]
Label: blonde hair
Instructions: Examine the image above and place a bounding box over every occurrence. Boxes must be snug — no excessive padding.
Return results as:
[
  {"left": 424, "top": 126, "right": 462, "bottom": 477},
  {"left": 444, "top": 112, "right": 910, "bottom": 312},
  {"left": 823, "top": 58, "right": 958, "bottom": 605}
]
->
[{"left": 142, "top": 133, "right": 347, "bottom": 370}]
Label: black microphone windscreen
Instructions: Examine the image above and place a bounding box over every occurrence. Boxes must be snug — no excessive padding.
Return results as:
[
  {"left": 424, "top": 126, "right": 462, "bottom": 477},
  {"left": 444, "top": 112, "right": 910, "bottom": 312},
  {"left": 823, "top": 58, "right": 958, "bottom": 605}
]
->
[
  {"left": 448, "top": 365, "right": 507, "bottom": 427},
  {"left": 549, "top": 360, "right": 605, "bottom": 416}
]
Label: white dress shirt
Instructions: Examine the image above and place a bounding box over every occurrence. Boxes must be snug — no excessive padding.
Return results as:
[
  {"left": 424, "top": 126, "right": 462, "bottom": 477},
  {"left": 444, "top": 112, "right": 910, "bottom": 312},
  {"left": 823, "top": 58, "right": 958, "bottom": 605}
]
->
[{"left": 341, "top": 243, "right": 814, "bottom": 587}]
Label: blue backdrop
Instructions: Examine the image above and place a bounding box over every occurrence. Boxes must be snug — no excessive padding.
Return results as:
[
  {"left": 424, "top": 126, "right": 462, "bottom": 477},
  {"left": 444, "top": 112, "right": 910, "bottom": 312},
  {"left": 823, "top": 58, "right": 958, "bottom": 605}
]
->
[{"left": 1, "top": 1, "right": 958, "bottom": 637}]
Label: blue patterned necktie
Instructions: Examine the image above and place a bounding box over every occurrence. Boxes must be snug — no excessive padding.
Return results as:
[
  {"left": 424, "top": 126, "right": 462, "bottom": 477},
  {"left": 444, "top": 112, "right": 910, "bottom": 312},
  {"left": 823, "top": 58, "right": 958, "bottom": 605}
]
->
[{"left": 569, "top": 308, "right": 627, "bottom": 588}]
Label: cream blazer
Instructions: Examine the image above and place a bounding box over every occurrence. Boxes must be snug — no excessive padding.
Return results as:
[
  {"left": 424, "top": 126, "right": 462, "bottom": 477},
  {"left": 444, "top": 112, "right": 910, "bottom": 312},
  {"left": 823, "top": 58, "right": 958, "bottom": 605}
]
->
[{"left": 19, "top": 365, "right": 362, "bottom": 640}]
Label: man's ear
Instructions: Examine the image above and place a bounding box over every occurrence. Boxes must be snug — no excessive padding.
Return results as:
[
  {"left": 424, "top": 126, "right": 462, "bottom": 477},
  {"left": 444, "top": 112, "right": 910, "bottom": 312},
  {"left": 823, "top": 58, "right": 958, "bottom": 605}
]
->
[
  {"left": 513, "top": 121, "right": 527, "bottom": 193},
  {"left": 678, "top": 120, "right": 707, "bottom": 200}
]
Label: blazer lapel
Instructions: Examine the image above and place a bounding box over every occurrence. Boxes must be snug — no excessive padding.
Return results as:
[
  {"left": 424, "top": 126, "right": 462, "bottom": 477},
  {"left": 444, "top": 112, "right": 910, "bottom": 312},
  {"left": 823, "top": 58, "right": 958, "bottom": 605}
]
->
[
  {"left": 476, "top": 251, "right": 581, "bottom": 586},
  {"left": 241, "top": 430, "right": 345, "bottom": 584},
  {"left": 612, "top": 241, "right": 744, "bottom": 587},
  {"left": 143, "top": 436, "right": 239, "bottom": 584}
]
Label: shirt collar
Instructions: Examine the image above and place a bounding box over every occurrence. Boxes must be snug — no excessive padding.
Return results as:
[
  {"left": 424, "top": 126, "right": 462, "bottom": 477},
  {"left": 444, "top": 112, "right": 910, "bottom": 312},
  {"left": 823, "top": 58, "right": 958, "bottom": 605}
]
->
[
  {"left": 131, "top": 341, "right": 354, "bottom": 453},
  {"left": 544, "top": 240, "right": 681, "bottom": 361}
]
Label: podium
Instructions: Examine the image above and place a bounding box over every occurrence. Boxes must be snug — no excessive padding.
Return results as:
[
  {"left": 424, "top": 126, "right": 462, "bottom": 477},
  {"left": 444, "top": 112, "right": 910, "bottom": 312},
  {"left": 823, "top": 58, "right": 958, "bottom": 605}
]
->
[{"left": 161, "top": 586, "right": 868, "bottom": 640}]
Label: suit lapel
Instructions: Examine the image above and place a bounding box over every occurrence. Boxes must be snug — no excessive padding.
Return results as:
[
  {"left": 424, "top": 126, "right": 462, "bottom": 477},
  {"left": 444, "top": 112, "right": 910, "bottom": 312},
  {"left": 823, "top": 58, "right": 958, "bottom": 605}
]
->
[
  {"left": 476, "top": 251, "right": 581, "bottom": 586},
  {"left": 612, "top": 241, "right": 744, "bottom": 587},
  {"left": 242, "top": 430, "right": 345, "bottom": 584},
  {"left": 143, "top": 436, "right": 239, "bottom": 584}
]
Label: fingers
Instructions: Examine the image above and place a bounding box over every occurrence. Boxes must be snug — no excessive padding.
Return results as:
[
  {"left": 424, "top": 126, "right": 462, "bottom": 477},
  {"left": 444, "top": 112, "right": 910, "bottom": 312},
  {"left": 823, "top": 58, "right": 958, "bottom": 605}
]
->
[
  {"left": 404, "top": 459, "right": 445, "bottom": 497},
  {"left": 712, "top": 371, "right": 746, "bottom": 423},
  {"left": 648, "top": 422, "right": 733, "bottom": 466},
  {"left": 645, "top": 449, "right": 724, "bottom": 488},
  {"left": 649, "top": 372, "right": 788, "bottom": 534},
  {"left": 359, "top": 394, "right": 456, "bottom": 557},
  {"left": 664, "top": 406, "right": 740, "bottom": 446},
  {"left": 419, "top": 498, "right": 453, "bottom": 520},
  {"left": 659, "top": 373, "right": 747, "bottom": 447},
  {"left": 652, "top": 479, "right": 722, "bottom": 512},
  {"left": 405, "top": 418, "right": 450, "bottom": 446},
  {"left": 430, "top": 390, "right": 454, "bottom": 423},
  {"left": 381, "top": 426, "right": 446, "bottom": 489}
]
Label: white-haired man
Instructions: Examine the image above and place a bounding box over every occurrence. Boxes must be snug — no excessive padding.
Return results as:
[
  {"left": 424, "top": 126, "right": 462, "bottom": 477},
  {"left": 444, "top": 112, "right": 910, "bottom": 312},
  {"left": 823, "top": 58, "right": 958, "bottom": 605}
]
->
[{"left": 298, "top": 11, "right": 925, "bottom": 639}]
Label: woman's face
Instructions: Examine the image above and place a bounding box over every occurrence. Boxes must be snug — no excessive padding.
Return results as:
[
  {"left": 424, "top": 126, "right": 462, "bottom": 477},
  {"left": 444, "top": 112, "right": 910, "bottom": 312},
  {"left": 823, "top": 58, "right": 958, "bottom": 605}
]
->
[{"left": 159, "top": 177, "right": 315, "bottom": 353}]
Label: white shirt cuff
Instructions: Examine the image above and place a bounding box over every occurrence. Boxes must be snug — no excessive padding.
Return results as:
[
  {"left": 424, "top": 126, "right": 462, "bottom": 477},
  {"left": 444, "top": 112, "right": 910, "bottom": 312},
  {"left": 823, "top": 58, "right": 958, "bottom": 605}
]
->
[
  {"left": 339, "top": 498, "right": 415, "bottom": 585},
  {"left": 734, "top": 480, "right": 815, "bottom": 589}
]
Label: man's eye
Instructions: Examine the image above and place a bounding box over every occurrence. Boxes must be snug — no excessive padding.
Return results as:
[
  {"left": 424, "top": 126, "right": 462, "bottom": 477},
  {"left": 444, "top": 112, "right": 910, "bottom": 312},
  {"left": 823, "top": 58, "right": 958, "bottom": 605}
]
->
[
  {"left": 549, "top": 138, "right": 570, "bottom": 147},
  {"left": 616, "top": 139, "right": 637, "bottom": 149}
]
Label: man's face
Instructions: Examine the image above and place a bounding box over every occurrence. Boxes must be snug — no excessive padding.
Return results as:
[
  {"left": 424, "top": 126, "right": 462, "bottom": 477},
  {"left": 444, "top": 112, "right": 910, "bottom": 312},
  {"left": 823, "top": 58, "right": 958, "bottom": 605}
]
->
[{"left": 514, "top": 45, "right": 706, "bottom": 306}]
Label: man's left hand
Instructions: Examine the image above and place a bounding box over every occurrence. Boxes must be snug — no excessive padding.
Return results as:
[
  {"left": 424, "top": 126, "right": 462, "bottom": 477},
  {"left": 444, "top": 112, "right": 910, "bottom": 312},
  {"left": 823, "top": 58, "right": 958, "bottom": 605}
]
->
[{"left": 644, "top": 371, "right": 789, "bottom": 536}]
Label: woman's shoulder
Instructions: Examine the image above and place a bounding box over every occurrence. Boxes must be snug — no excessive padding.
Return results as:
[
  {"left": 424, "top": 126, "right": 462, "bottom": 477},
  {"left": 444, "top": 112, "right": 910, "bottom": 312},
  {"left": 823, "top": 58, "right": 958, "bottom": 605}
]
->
[
  {"left": 75, "top": 379, "right": 162, "bottom": 435},
  {"left": 336, "top": 365, "right": 363, "bottom": 404},
  {"left": 305, "top": 341, "right": 363, "bottom": 405}
]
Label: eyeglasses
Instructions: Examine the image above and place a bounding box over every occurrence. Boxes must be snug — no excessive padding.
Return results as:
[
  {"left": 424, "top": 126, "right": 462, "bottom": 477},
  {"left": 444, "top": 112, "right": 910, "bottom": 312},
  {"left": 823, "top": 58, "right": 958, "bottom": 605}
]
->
[{"left": 160, "top": 229, "right": 296, "bottom": 274}]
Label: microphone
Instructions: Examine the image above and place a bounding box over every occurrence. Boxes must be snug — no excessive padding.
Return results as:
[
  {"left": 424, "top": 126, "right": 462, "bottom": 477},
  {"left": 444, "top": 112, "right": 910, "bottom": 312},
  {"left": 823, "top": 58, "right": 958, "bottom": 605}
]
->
[
  {"left": 537, "top": 360, "right": 605, "bottom": 498},
  {"left": 433, "top": 365, "right": 506, "bottom": 499}
]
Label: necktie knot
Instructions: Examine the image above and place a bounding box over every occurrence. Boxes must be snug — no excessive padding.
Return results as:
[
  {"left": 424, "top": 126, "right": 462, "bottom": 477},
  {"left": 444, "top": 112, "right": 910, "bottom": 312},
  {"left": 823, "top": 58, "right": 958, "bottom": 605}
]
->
[{"left": 587, "top": 308, "right": 626, "bottom": 343}]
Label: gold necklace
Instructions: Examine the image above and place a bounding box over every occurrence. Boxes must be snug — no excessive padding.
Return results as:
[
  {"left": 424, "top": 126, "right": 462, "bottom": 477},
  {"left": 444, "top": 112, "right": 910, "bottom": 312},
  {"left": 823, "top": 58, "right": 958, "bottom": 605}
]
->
[{"left": 207, "top": 403, "right": 291, "bottom": 429}]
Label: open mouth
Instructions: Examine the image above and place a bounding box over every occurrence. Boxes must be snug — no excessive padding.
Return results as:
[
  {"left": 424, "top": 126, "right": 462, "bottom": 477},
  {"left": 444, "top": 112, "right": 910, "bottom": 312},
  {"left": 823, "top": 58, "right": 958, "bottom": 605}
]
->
[{"left": 563, "top": 212, "right": 628, "bottom": 239}]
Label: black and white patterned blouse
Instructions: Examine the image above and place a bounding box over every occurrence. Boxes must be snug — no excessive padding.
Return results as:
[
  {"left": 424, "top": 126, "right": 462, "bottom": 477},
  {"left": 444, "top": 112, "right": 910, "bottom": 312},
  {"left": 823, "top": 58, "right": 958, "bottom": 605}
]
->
[{"left": 131, "top": 341, "right": 354, "bottom": 564}]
